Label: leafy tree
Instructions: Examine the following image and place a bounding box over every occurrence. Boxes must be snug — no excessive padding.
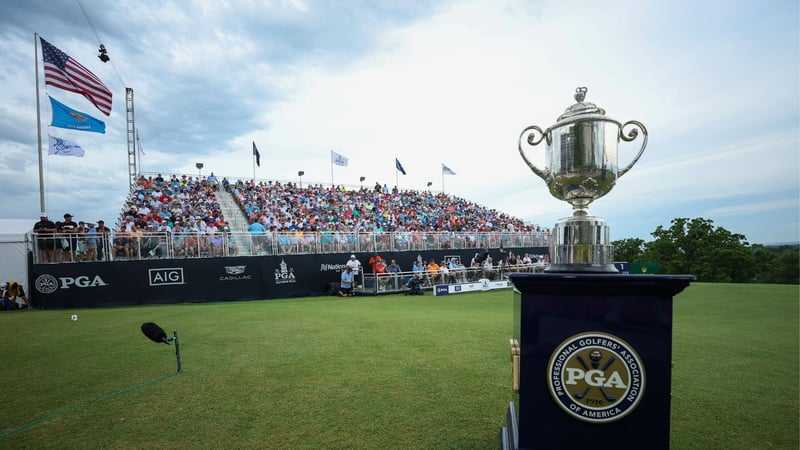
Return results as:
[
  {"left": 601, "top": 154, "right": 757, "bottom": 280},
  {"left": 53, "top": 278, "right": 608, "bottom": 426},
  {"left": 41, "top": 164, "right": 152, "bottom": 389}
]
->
[
  {"left": 641, "top": 217, "right": 755, "bottom": 282},
  {"left": 752, "top": 244, "right": 799, "bottom": 284},
  {"left": 611, "top": 238, "right": 646, "bottom": 262}
]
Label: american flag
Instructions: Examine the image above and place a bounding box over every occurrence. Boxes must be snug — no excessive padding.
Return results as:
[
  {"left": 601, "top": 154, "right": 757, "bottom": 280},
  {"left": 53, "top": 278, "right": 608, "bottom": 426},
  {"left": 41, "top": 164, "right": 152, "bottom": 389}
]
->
[{"left": 40, "top": 37, "right": 112, "bottom": 116}]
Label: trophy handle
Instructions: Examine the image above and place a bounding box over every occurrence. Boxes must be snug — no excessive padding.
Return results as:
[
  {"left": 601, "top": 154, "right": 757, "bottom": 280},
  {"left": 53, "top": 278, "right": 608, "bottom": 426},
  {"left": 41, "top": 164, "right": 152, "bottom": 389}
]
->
[
  {"left": 618, "top": 120, "right": 648, "bottom": 178},
  {"left": 518, "top": 125, "right": 551, "bottom": 181}
]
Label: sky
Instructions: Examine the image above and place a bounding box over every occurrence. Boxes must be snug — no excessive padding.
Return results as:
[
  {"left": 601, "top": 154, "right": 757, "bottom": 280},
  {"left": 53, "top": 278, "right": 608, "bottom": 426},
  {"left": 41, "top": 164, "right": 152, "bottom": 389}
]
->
[{"left": 0, "top": 0, "right": 798, "bottom": 245}]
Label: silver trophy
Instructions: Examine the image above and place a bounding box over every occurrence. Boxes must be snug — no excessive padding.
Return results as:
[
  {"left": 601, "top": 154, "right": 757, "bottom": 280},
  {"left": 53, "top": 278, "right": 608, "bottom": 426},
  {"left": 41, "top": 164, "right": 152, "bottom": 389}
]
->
[{"left": 519, "top": 87, "right": 647, "bottom": 272}]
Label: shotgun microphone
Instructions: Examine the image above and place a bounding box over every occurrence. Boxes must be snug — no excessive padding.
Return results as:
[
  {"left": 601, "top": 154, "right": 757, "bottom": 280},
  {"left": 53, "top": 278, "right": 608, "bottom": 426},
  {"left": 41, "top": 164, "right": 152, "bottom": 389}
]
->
[{"left": 141, "top": 322, "right": 170, "bottom": 344}]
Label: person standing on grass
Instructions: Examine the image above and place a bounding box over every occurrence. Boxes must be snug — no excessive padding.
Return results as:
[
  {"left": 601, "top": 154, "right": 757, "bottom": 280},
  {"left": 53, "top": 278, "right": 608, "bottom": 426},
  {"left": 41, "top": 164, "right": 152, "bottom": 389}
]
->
[
  {"left": 346, "top": 254, "right": 362, "bottom": 289},
  {"left": 339, "top": 266, "right": 355, "bottom": 297}
]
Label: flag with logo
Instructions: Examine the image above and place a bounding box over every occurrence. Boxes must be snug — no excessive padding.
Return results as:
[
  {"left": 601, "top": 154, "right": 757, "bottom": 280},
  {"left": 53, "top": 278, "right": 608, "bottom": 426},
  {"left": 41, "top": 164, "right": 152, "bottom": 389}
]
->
[
  {"left": 49, "top": 95, "right": 106, "bottom": 133},
  {"left": 40, "top": 37, "right": 113, "bottom": 116},
  {"left": 395, "top": 158, "right": 406, "bottom": 175},
  {"left": 331, "top": 150, "right": 348, "bottom": 167},
  {"left": 48, "top": 134, "right": 86, "bottom": 157},
  {"left": 253, "top": 142, "right": 261, "bottom": 167},
  {"left": 442, "top": 163, "right": 456, "bottom": 175}
]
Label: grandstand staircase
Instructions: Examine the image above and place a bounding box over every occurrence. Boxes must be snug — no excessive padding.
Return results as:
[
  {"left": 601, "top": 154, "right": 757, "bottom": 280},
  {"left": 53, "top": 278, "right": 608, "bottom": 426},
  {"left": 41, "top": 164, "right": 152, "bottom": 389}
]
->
[{"left": 214, "top": 187, "right": 249, "bottom": 232}]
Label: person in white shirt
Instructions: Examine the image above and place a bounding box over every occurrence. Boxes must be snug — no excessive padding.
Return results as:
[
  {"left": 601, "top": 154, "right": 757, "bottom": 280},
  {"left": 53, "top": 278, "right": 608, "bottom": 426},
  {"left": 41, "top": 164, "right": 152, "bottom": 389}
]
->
[
  {"left": 483, "top": 256, "right": 496, "bottom": 280},
  {"left": 346, "top": 254, "right": 362, "bottom": 288},
  {"left": 438, "top": 260, "right": 451, "bottom": 284},
  {"left": 346, "top": 255, "right": 361, "bottom": 274}
]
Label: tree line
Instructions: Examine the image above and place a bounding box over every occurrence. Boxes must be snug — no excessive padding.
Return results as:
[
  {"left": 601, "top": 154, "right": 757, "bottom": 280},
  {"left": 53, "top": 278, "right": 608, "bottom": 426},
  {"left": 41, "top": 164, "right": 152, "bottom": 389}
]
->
[{"left": 612, "top": 217, "right": 799, "bottom": 284}]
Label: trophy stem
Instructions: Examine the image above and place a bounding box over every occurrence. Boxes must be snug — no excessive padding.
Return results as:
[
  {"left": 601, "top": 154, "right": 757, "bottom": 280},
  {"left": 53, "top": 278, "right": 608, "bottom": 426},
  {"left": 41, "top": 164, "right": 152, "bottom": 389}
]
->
[{"left": 546, "top": 214, "right": 618, "bottom": 273}]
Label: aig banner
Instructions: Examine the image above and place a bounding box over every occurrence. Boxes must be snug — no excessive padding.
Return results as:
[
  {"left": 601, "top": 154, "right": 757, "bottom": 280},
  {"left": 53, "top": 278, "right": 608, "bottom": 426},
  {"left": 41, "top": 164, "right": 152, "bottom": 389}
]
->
[{"left": 31, "top": 257, "right": 265, "bottom": 309}]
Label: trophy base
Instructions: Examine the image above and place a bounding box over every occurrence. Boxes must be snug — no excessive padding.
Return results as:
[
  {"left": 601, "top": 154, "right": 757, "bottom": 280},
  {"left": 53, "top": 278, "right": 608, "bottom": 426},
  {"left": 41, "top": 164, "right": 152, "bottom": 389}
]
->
[{"left": 546, "top": 214, "right": 618, "bottom": 273}]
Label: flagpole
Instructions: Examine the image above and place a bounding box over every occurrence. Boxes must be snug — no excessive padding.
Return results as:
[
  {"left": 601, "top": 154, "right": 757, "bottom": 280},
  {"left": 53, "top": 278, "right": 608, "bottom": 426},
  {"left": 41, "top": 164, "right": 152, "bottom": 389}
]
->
[
  {"left": 330, "top": 152, "right": 334, "bottom": 187},
  {"left": 34, "top": 32, "right": 45, "bottom": 214},
  {"left": 442, "top": 169, "right": 445, "bottom": 194},
  {"left": 252, "top": 150, "right": 256, "bottom": 182}
]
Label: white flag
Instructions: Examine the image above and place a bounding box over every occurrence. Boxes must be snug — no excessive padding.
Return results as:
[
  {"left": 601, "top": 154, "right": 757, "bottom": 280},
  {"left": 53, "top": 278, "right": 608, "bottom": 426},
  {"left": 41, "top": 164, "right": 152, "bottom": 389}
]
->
[
  {"left": 442, "top": 163, "right": 456, "bottom": 175},
  {"left": 331, "top": 150, "right": 348, "bottom": 167},
  {"left": 136, "top": 128, "right": 145, "bottom": 155},
  {"left": 48, "top": 134, "right": 85, "bottom": 157}
]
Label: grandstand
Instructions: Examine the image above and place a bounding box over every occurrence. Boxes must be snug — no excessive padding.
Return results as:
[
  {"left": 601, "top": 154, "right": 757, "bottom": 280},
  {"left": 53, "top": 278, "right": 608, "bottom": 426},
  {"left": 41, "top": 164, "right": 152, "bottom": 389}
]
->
[{"left": 28, "top": 173, "right": 550, "bottom": 308}]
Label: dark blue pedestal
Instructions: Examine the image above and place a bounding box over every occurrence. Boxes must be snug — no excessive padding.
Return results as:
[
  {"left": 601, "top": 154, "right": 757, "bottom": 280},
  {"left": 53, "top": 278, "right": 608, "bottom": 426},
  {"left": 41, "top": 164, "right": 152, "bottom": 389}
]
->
[{"left": 502, "top": 273, "right": 694, "bottom": 450}]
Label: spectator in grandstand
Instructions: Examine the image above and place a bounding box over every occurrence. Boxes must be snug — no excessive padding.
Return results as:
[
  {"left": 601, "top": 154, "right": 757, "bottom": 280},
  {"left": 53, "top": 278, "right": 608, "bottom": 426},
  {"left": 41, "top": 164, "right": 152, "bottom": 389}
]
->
[
  {"left": 84, "top": 222, "right": 98, "bottom": 261},
  {"left": 124, "top": 215, "right": 136, "bottom": 232},
  {"left": 438, "top": 260, "right": 451, "bottom": 284},
  {"left": 141, "top": 225, "right": 162, "bottom": 258},
  {"left": 338, "top": 266, "right": 355, "bottom": 297},
  {"left": 368, "top": 255, "right": 384, "bottom": 273},
  {"left": 171, "top": 223, "right": 186, "bottom": 257},
  {"left": 521, "top": 253, "right": 533, "bottom": 272},
  {"left": 534, "top": 255, "right": 549, "bottom": 272},
  {"left": 33, "top": 212, "right": 58, "bottom": 263},
  {"left": 1, "top": 281, "right": 31, "bottom": 310},
  {"left": 374, "top": 257, "right": 390, "bottom": 291},
  {"left": 95, "top": 220, "right": 110, "bottom": 261},
  {"left": 387, "top": 259, "right": 402, "bottom": 289},
  {"left": 426, "top": 259, "right": 440, "bottom": 285},
  {"left": 128, "top": 224, "right": 146, "bottom": 259},
  {"left": 483, "top": 255, "right": 496, "bottom": 280},
  {"left": 75, "top": 221, "right": 89, "bottom": 261},
  {"left": 59, "top": 213, "right": 79, "bottom": 262},
  {"left": 206, "top": 220, "right": 223, "bottom": 257},
  {"left": 507, "top": 252, "right": 518, "bottom": 267},
  {"left": 448, "top": 257, "right": 465, "bottom": 282},
  {"left": 387, "top": 259, "right": 402, "bottom": 274},
  {"left": 113, "top": 230, "right": 132, "bottom": 260},
  {"left": 247, "top": 216, "right": 267, "bottom": 254}
]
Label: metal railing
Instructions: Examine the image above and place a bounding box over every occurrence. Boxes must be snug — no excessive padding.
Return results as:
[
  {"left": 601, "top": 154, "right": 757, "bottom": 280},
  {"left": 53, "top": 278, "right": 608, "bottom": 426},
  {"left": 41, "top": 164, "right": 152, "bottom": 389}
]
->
[
  {"left": 30, "top": 230, "right": 550, "bottom": 264},
  {"left": 354, "top": 263, "right": 548, "bottom": 295}
]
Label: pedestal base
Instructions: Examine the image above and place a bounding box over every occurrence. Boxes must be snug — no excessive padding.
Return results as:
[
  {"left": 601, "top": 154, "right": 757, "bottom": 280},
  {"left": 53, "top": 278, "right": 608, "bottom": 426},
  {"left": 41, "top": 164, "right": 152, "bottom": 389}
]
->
[{"left": 502, "top": 273, "right": 694, "bottom": 450}]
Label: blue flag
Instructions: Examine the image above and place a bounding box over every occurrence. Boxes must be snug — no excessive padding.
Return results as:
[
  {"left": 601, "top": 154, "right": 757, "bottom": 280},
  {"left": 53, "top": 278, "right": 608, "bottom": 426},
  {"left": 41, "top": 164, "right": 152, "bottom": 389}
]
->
[
  {"left": 395, "top": 158, "right": 406, "bottom": 175},
  {"left": 49, "top": 96, "right": 106, "bottom": 133}
]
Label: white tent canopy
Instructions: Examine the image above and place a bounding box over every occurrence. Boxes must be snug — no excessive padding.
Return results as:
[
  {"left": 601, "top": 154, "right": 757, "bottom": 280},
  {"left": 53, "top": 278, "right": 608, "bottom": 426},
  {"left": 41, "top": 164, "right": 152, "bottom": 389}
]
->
[{"left": 0, "top": 219, "right": 34, "bottom": 291}]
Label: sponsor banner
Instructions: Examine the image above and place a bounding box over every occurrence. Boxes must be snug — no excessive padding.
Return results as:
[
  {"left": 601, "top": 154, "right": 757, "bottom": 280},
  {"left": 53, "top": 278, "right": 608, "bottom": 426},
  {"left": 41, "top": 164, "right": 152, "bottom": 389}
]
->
[
  {"left": 433, "top": 279, "right": 512, "bottom": 296},
  {"left": 30, "top": 247, "right": 545, "bottom": 308},
  {"left": 148, "top": 267, "right": 185, "bottom": 286}
]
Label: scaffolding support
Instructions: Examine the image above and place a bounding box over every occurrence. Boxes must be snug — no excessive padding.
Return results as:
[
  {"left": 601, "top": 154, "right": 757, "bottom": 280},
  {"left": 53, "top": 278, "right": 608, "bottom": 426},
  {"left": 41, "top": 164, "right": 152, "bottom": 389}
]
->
[{"left": 125, "top": 87, "right": 137, "bottom": 188}]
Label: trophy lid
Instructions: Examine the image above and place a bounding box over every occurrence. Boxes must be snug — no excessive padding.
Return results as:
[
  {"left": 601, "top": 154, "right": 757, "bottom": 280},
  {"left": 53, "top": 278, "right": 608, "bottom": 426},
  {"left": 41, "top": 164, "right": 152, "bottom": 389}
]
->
[{"left": 556, "top": 87, "right": 607, "bottom": 121}]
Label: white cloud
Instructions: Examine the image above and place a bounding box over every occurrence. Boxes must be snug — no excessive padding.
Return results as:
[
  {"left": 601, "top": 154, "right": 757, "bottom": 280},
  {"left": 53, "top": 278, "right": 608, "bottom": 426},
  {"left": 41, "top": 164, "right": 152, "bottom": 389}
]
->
[{"left": 0, "top": 0, "right": 796, "bottom": 244}]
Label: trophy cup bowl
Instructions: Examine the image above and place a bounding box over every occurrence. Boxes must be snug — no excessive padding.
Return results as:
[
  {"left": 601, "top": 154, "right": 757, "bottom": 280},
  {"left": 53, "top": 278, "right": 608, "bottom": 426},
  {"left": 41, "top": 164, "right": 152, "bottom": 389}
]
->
[{"left": 519, "top": 87, "right": 647, "bottom": 272}]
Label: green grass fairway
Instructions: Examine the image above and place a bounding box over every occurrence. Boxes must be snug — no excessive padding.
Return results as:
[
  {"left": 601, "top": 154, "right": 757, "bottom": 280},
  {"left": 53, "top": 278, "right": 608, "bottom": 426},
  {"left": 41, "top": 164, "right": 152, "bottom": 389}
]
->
[{"left": 1, "top": 283, "right": 797, "bottom": 449}]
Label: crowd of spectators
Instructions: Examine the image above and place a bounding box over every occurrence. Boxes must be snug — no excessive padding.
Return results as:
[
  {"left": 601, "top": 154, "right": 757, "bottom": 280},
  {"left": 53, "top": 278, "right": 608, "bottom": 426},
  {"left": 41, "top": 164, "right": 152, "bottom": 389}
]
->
[
  {"left": 229, "top": 179, "right": 543, "bottom": 234},
  {"left": 123, "top": 174, "right": 227, "bottom": 232},
  {"left": 34, "top": 173, "right": 550, "bottom": 262},
  {"left": 111, "top": 174, "right": 236, "bottom": 259}
]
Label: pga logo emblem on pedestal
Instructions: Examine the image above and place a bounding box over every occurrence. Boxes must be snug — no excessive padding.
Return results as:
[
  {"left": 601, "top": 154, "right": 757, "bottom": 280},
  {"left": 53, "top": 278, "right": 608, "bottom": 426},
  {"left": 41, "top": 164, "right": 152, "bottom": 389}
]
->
[{"left": 547, "top": 332, "right": 645, "bottom": 423}]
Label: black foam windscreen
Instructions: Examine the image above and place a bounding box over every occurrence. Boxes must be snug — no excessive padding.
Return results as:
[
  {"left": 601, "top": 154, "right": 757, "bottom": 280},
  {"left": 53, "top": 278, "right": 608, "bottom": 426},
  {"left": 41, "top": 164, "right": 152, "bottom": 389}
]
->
[{"left": 141, "top": 322, "right": 169, "bottom": 344}]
